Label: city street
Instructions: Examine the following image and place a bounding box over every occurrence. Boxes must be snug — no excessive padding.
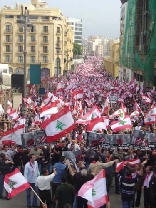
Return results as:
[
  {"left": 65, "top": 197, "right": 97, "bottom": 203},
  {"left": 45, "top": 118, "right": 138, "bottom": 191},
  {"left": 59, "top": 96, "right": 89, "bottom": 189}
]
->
[{"left": 0, "top": 187, "right": 144, "bottom": 208}]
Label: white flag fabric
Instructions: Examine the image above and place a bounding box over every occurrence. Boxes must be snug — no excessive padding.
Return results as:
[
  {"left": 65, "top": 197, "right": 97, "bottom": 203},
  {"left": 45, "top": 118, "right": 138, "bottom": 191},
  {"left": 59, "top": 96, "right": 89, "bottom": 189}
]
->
[
  {"left": 78, "top": 169, "right": 108, "bottom": 208},
  {"left": 4, "top": 168, "right": 30, "bottom": 198},
  {"left": 41, "top": 106, "right": 75, "bottom": 142}
]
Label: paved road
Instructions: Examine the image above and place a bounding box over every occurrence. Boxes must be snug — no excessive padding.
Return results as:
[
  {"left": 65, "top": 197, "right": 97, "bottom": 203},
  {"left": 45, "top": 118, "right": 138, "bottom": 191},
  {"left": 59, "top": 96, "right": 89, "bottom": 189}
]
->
[{"left": 0, "top": 186, "right": 144, "bottom": 208}]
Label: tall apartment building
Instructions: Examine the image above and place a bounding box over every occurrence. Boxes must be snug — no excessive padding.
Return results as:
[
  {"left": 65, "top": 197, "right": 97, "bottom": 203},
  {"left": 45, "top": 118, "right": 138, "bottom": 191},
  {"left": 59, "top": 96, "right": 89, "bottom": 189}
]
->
[
  {"left": 0, "top": 0, "right": 73, "bottom": 79},
  {"left": 67, "top": 18, "right": 83, "bottom": 45}
]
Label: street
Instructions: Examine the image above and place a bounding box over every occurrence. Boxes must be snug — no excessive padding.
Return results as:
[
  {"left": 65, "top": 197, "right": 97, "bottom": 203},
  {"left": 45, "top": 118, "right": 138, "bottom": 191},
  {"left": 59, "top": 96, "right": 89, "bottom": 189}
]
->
[{"left": 0, "top": 187, "right": 144, "bottom": 208}]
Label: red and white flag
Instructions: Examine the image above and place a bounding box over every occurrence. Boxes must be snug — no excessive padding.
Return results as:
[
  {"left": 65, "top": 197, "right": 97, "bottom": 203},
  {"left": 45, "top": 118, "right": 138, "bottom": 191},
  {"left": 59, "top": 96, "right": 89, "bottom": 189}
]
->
[
  {"left": 40, "top": 102, "right": 58, "bottom": 118},
  {"left": 130, "top": 111, "right": 139, "bottom": 117},
  {"left": 76, "top": 106, "right": 101, "bottom": 125},
  {"left": 73, "top": 90, "right": 83, "bottom": 100},
  {"left": 116, "top": 158, "right": 140, "bottom": 172},
  {"left": 144, "top": 115, "right": 156, "bottom": 125},
  {"left": 111, "top": 117, "right": 132, "bottom": 133},
  {"left": 41, "top": 106, "right": 75, "bottom": 142},
  {"left": 134, "top": 102, "right": 142, "bottom": 112},
  {"left": 57, "top": 82, "right": 64, "bottom": 92},
  {"left": 87, "top": 117, "right": 106, "bottom": 132},
  {"left": 78, "top": 169, "right": 108, "bottom": 208},
  {"left": 142, "top": 95, "right": 151, "bottom": 104},
  {"left": 4, "top": 168, "right": 30, "bottom": 199},
  {"left": 8, "top": 110, "right": 19, "bottom": 120}
]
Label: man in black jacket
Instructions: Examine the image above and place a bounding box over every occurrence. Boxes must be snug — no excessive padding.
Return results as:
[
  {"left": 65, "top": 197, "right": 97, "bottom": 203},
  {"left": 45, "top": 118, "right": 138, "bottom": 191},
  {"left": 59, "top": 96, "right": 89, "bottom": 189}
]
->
[{"left": 0, "top": 153, "right": 12, "bottom": 199}]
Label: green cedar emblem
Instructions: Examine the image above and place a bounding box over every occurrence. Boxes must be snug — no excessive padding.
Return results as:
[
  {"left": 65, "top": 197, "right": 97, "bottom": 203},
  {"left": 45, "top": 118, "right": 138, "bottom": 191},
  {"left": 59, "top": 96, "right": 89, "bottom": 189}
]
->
[
  {"left": 56, "top": 120, "right": 66, "bottom": 131},
  {"left": 8, "top": 179, "right": 16, "bottom": 189},
  {"left": 119, "top": 120, "right": 126, "bottom": 125},
  {"left": 92, "top": 189, "right": 96, "bottom": 196}
]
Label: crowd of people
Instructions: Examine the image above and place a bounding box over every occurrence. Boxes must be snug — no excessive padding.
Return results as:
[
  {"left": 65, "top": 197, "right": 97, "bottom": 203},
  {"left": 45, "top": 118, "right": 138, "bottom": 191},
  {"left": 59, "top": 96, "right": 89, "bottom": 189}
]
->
[{"left": 0, "top": 56, "right": 156, "bottom": 208}]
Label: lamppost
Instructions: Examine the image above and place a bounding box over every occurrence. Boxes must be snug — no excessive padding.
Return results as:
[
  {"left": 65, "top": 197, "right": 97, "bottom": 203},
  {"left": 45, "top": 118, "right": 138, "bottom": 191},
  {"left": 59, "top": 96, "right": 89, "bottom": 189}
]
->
[
  {"left": 55, "top": 41, "right": 61, "bottom": 81},
  {"left": 17, "top": 6, "right": 33, "bottom": 105}
]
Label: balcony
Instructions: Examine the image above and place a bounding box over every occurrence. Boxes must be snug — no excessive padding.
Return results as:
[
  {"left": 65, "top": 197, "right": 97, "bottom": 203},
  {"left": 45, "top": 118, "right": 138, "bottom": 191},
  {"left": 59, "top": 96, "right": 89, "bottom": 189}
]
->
[
  {"left": 42, "top": 40, "right": 49, "bottom": 45},
  {"left": 4, "top": 30, "right": 12, "bottom": 34},
  {"left": 30, "top": 50, "right": 36, "bottom": 54},
  {"left": 42, "top": 30, "right": 49, "bottom": 34},
  {"left": 42, "top": 50, "right": 48, "bottom": 54},
  {"left": 16, "top": 51, "right": 23, "bottom": 54},
  {"left": 4, "top": 50, "right": 12, "bottom": 54},
  {"left": 30, "top": 41, "right": 36, "bottom": 45},
  {"left": 56, "top": 31, "right": 61, "bottom": 36},
  {"left": 4, "top": 40, "right": 12, "bottom": 44},
  {"left": 42, "top": 60, "right": 48, "bottom": 64}
]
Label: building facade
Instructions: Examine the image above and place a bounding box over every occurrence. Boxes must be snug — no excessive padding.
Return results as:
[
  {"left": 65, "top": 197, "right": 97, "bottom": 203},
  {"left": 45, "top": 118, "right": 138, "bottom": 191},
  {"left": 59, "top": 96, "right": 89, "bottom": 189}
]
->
[
  {"left": 67, "top": 18, "right": 83, "bottom": 45},
  {"left": 0, "top": 0, "right": 73, "bottom": 79},
  {"left": 104, "top": 41, "right": 120, "bottom": 78}
]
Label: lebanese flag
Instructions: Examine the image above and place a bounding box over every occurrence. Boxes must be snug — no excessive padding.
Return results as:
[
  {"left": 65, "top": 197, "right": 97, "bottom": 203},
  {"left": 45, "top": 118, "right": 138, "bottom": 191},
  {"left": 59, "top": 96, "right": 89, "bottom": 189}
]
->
[
  {"left": 34, "top": 114, "right": 40, "bottom": 125},
  {"left": 144, "top": 115, "right": 156, "bottom": 125},
  {"left": 142, "top": 95, "right": 151, "bottom": 104},
  {"left": 76, "top": 106, "right": 101, "bottom": 125},
  {"left": 4, "top": 168, "right": 30, "bottom": 199},
  {"left": 73, "top": 90, "right": 83, "bottom": 100},
  {"left": 57, "top": 82, "right": 64, "bottom": 92},
  {"left": 130, "top": 111, "right": 139, "bottom": 117},
  {"left": 0, "top": 125, "right": 24, "bottom": 145},
  {"left": 116, "top": 158, "right": 140, "bottom": 172},
  {"left": 87, "top": 117, "right": 106, "bottom": 132},
  {"left": 41, "top": 106, "right": 75, "bottom": 142},
  {"left": 111, "top": 117, "right": 132, "bottom": 133},
  {"left": 101, "top": 97, "right": 110, "bottom": 115},
  {"left": 41, "top": 92, "right": 53, "bottom": 107},
  {"left": 78, "top": 169, "right": 108, "bottom": 208},
  {"left": 40, "top": 102, "right": 58, "bottom": 118},
  {"left": 145, "top": 107, "right": 156, "bottom": 117},
  {"left": 8, "top": 110, "right": 19, "bottom": 120},
  {"left": 112, "top": 108, "right": 125, "bottom": 120},
  {"left": 134, "top": 102, "right": 142, "bottom": 112}
]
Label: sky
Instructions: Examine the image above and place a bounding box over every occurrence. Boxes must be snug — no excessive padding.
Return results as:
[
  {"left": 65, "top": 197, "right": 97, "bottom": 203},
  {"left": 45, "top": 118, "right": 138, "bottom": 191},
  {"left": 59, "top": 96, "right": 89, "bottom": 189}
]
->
[{"left": 0, "top": 0, "right": 121, "bottom": 38}]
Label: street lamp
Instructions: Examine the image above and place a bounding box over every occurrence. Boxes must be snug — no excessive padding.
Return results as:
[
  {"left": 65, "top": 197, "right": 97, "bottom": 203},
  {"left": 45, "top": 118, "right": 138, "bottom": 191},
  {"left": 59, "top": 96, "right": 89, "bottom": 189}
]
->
[
  {"left": 17, "top": 6, "right": 33, "bottom": 106},
  {"left": 55, "top": 41, "right": 61, "bottom": 81}
]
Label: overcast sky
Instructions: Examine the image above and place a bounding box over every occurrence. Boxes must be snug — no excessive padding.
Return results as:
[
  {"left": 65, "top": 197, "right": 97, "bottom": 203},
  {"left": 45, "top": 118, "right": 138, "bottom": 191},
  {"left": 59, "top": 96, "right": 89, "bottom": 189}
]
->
[{"left": 0, "top": 0, "right": 121, "bottom": 38}]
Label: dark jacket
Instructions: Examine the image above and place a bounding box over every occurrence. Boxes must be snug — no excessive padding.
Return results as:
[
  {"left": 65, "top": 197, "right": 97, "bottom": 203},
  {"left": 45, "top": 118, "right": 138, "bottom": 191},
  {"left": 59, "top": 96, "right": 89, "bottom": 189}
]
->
[
  {"left": 0, "top": 160, "right": 12, "bottom": 175},
  {"left": 55, "top": 183, "right": 75, "bottom": 208}
]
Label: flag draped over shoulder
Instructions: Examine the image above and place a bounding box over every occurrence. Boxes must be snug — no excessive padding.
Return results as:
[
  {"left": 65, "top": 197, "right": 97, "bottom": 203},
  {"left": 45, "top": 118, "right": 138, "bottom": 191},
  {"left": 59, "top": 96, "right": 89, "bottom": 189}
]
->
[
  {"left": 4, "top": 168, "right": 30, "bottom": 198},
  {"left": 78, "top": 169, "right": 108, "bottom": 208},
  {"left": 41, "top": 106, "right": 75, "bottom": 142},
  {"left": 116, "top": 158, "right": 140, "bottom": 172}
]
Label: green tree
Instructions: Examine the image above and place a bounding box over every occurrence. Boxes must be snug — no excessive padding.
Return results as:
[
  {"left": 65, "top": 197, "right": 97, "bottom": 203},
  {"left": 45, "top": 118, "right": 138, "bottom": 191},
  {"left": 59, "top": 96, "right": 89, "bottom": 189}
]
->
[{"left": 73, "top": 42, "right": 82, "bottom": 57}]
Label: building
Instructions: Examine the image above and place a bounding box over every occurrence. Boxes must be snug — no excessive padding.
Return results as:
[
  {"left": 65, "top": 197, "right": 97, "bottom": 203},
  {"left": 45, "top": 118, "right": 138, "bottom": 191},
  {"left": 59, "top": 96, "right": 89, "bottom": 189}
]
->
[
  {"left": 95, "top": 44, "right": 103, "bottom": 57},
  {"left": 104, "top": 41, "right": 120, "bottom": 78},
  {"left": 67, "top": 18, "right": 83, "bottom": 45},
  {"left": 119, "top": 0, "right": 156, "bottom": 86},
  {"left": 0, "top": 0, "right": 73, "bottom": 79}
]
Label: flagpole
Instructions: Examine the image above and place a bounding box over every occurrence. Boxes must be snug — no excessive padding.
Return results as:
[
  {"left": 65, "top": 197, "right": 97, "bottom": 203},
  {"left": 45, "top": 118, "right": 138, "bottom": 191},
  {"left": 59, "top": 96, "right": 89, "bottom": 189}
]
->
[{"left": 30, "top": 186, "right": 45, "bottom": 205}]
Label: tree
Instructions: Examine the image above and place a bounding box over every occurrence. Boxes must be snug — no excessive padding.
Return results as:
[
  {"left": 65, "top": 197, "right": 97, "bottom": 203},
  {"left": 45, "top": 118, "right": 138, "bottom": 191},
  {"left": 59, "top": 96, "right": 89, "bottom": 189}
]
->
[{"left": 73, "top": 42, "right": 82, "bottom": 57}]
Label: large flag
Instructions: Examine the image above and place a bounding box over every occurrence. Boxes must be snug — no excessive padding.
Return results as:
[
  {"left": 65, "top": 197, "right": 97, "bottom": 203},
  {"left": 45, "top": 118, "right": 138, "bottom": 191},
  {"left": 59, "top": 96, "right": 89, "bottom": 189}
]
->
[
  {"left": 4, "top": 168, "right": 30, "bottom": 198},
  {"left": 116, "top": 159, "right": 140, "bottom": 172},
  {"left": 78, "top": 169, "right": 108, "bottom": 208},
  {"left": 110, "top": 117, "right": 132, "bottom": 133},
  {"left": 8, "top": 110, "right": 19, "bottom": 120},
  {"left": 87, "top": 117, "right": 106, "bottom": 132},
  {"left": 41, "top": 106, "right": 75, "bottom": 142}
]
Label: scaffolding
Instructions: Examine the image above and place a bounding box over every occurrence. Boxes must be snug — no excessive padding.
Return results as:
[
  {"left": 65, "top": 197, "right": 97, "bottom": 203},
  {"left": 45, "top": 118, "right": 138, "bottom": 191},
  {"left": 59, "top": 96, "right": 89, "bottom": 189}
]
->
[{"left": 121, "top": 0, "right": 156, "bottom": 83}]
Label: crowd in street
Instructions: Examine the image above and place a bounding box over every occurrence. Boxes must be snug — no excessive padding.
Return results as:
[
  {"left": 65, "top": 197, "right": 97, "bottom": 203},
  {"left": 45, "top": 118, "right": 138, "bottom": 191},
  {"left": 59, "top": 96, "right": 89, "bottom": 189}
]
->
[{"left": 0, "top": 56, "right": 156, "bottom": 208}]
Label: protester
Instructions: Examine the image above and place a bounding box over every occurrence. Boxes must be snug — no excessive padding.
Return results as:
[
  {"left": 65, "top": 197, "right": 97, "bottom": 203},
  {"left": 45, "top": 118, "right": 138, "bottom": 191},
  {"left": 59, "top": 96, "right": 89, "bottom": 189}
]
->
[
  {"left": 36, "top": 168, "right": 57, "bottom": 208},
  {"left": 24, "top": 154, "right": 40, "bottom": 207}
]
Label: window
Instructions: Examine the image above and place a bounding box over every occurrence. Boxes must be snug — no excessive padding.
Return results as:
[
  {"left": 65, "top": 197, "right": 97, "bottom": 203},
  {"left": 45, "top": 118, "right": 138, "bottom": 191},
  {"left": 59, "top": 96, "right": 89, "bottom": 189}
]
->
[
  {"left": 6, "top": 35, "right": 11, "bottom": 42},
  {"left": 57, "top": 37, "right": 60, "bottom": 43},
  {"left": 43, "top": 36, "right": 48, "bottom": 43},
  {"left": 19, "top": 27, "right": 23, "bottom": 32},
  {"left": 42, "top": 16, "right": 49, "bottom": 20},
  {"left": 75, "top": 32, "right": 82, "bottom": 35},
  {"left": 31, "top": 35, "right": 36, "bottom": 42},
  {"left": 18, "top": 35, "right": 23, "bottom": 42},
  {"left": 43, "top": 56, "right": 48, "bottom": 63},
  {"left": 31, "top": 25, "right": 36, "bottom": 32},
  {"left": 6, "top": 25, "right": 12, "bottom": 32},
  {"left": 18, "top": 56, "right": 23, "bottom": 63},
  {"left": 43, "top": 26, "right": 48, "bottom": 32},
  {"left": 31, "top": 46, "right": 35, "bottom": 52},
  {"left": 29, "top": 15, "right": 38, "bottom": 20},
  {"left": 74, "top": 36, "right": 82, "bottom": 40},
  {"left": 5, "top": 55, "right": 11, "bottom": 62},
  {"left": 18, "top": 45, "right": 23, "bottom": 52},
  {"left": 31, "top": 56, "right": 35, "bottom": 63},
  {"left": 75, "top": 23, "right": 82, "bottom": 27},
  {"left": 5, "top": 15, "right": 14, "bottom": 18},
  {"left": 43, "top": 46, "right": 48, "bottom": 53},
  {"left": 6, "top": 45, "right": 11, "bottom": 52},
  {"left": 57, "top": 27, "right": 60, "bottom": 33}
]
